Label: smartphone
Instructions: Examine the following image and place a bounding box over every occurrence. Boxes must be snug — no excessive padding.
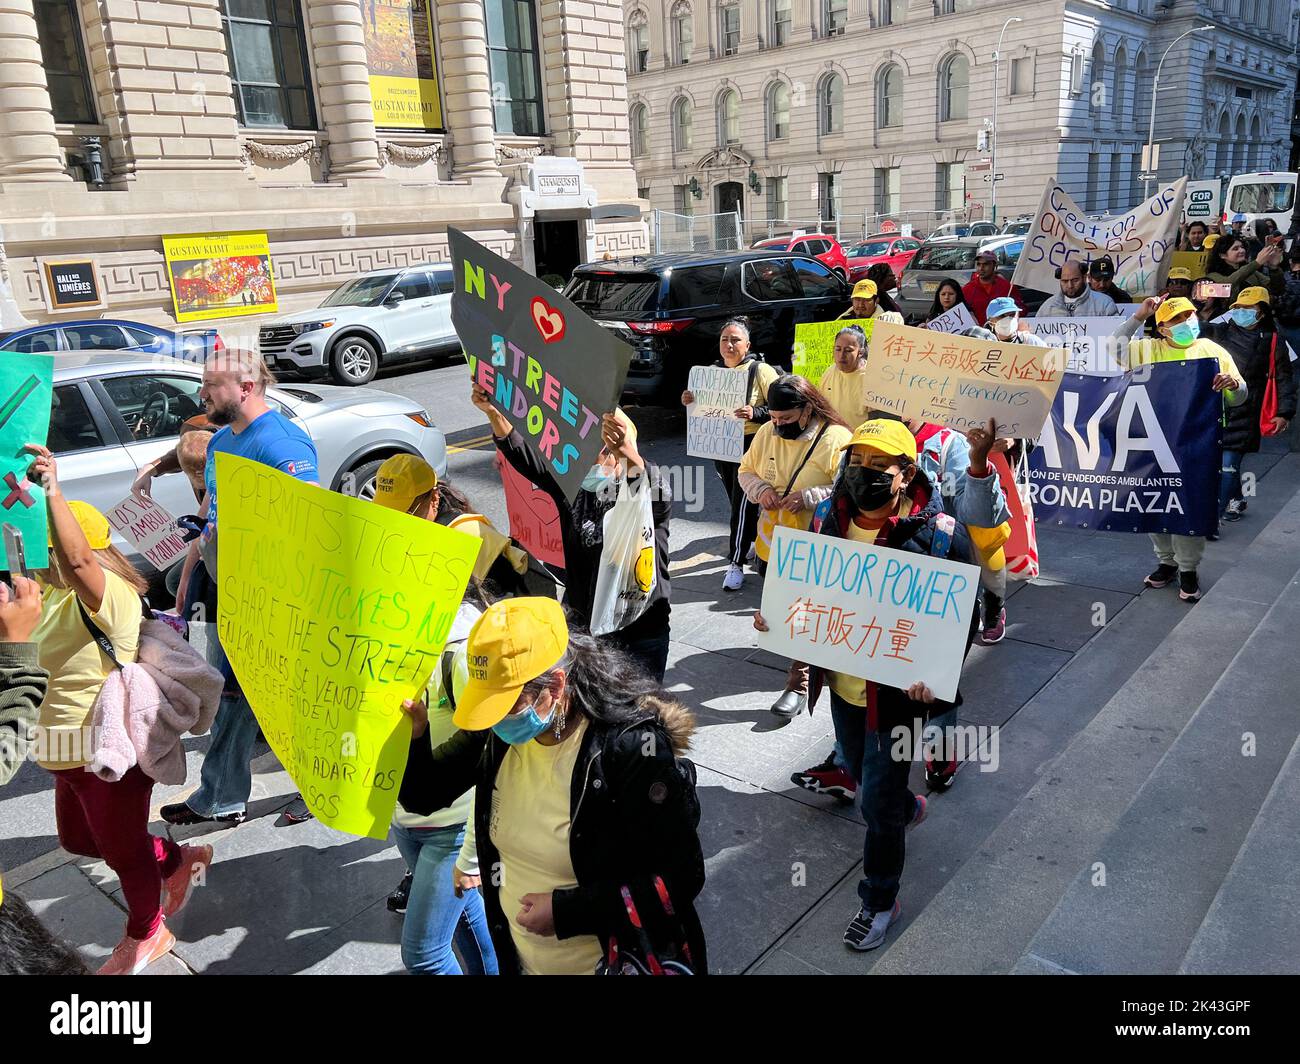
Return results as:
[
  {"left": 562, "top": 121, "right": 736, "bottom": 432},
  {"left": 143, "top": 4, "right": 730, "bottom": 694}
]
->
[
  {"left": 3, "top": 524, "right": 27, "bottom": 579},
  {"left": 1195, "top": 281, "right": 1232, "bottom": 301}
]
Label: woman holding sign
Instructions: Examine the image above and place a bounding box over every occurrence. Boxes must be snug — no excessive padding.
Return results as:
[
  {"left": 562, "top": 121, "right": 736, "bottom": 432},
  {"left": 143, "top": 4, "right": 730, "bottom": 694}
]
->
[
  {"left": 680, "top": 318, "right": 778, "bottom": 592},
  {"left": 817, "top": 325, "right": 872, "bottom": 440},
  {"left": 738, "top": 376, "right": 852, "bottom": 717},
  {"left": 923, "top": 279, "right": 971, "bottom": 327},
  {"left": 756, "top": 420, "right": 979, "bottom": 952}
]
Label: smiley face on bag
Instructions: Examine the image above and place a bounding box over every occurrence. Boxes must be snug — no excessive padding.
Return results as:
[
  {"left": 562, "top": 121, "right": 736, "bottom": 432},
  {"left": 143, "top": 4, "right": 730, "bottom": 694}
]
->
[{"left": 634, "top": 545, "right": 655, "bottom": 594}]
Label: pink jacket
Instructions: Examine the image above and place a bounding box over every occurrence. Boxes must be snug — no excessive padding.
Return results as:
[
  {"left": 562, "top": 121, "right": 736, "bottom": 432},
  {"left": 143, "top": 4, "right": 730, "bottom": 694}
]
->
[{"left": 89, "top": 618, "right": 223, "bottom": 785}]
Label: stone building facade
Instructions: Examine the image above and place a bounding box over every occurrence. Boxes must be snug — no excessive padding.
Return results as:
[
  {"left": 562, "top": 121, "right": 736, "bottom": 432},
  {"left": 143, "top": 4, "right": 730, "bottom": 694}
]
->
[
  {"left": 624, "top": 0, "right": 1300, "bottom": 244},
  {"left": 0, "top": 0, "right": 647, "bottom": 339}
]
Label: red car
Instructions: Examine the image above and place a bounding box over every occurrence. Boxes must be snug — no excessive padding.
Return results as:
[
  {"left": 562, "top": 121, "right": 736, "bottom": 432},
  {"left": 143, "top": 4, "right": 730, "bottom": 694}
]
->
[
  {"left": 752, "top": 234, "right": 849, "bottom": 280},
  {"left": 844, "top": 233, "right": 923, "bottom": 283}
]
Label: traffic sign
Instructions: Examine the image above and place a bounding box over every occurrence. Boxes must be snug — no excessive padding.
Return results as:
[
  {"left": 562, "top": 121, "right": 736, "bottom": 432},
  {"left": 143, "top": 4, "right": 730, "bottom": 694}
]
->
[{"left": 982, "top": 174, "right": 1005, "bottom": 183}]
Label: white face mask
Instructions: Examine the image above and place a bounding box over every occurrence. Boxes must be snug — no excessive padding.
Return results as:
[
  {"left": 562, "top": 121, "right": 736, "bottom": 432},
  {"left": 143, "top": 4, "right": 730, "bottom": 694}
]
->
[{"left": 993, "top": 315, "right": 1019, "bottom": 339}]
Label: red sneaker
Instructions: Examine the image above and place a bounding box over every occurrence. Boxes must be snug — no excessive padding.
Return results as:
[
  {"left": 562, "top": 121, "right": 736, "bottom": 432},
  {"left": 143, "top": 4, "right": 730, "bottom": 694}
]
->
[
  {"left": 925, "top": 754, "right": 959, "bottom": 792},
  {"left": 791, "top": 750, "right": 857, "bottom": 801},
  {"left": 97, "top": 923, "right": 176, "bottom": 975},
  {"left": 161, "top": 843, "right": 213, "bottom": 918}
]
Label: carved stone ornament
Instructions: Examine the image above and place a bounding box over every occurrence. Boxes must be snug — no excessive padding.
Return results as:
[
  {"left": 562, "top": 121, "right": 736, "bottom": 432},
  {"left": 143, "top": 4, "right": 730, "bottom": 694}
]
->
[
  {"left": 496, "top": 143, "right": 552, "bottom": 163},
  {"left": 378, "top": 141, "right": 445, "bottom": 166},
  {"left": 696, "top": 145, "right": 754, "bottom": 170},
  {"left": 239, "top": 139, "right": 323, "bottom": 171}
]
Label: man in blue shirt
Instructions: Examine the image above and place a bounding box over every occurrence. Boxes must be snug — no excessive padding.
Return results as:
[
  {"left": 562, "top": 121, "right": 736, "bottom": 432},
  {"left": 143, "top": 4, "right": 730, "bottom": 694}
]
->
[{"left": 162, "top": 350, "right": 318, "bottom": 827}]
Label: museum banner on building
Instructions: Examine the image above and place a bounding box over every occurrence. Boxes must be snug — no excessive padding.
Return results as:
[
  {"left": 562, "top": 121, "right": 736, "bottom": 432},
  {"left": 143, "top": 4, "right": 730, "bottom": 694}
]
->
[
  {"left": 362, "top": 0, "right": 444, "bottom": 131},
  {"left": 161, "top": 232, "right": 278, "bottom": 323}
]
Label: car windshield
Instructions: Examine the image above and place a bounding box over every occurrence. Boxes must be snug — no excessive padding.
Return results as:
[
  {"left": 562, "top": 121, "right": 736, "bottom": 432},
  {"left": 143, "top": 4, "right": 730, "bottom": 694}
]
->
[
  {"left": 566, "top": 273, "right": 662, "bottom": 314},
  {"left": 321, "top": 273, "right": 398, "bottom": 307},
  {"left": 1229, "top": 181, "right": 1296, "bottom": 214},
  {"left": 849, "top": 241, "right": 892, "bottom": 258},
  {"left": 1002, "top": 222, "right": 1031, "bottom": 234},
  {"left": 909, "top": 245, "right": 978, "bottom": 271}
]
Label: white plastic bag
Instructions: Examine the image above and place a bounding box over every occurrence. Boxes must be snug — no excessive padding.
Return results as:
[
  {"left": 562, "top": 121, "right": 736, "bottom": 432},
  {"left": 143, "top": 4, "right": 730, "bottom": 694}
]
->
[{"left": 589, "top": 476, "right": 657, "bottom": 637}]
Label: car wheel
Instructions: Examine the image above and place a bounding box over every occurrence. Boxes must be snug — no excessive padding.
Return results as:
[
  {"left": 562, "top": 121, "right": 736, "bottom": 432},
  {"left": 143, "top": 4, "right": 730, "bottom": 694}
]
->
[
  {"left": 341, "top": 457, "right": 386, "bottom": 500},
  {"left": 329, "top": 336, "right": 379, "bottom": 386}
]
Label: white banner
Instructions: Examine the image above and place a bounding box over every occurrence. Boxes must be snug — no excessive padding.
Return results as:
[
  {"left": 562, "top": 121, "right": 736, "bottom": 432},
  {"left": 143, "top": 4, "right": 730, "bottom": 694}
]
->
[
  {"left": 924, "top": 304, "right": 978, "bottom": 335},
  {"left": 686, "top": 364, "right": 747, "bottom": 462},
  {"left": 757, "top": 527, "right": 980, "bottom": 703},
  {"left": 1012, "top": 178, "right": 1187, "bottom": 297},
  {"left": 106, "top": 495, "right": 188, "bottom": 571},
  {"left": 1028, "top": 316, "right": 1127, "bottom": 375}
]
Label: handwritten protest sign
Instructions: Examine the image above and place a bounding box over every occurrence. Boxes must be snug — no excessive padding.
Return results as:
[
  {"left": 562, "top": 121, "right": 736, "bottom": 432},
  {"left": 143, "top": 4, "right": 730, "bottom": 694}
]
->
[
  {"left": 450, "top": 227, "right": 631, "bottom": 502},
  {"left": 0, "top": 351, "right": 53, "bottom": 569},
  {"left": 106, "top": 495, "right": 188, "bottom": 570},
  {"left": 924, "top": 304, "right": 977, "bottom": 335},
  {"left": 1028, "top": 316, "right": 1127, "bottom": 375},
  {"left": 686, "top": 364, "right": 747, "bottom": 462},
  {"left": 793, "top": 318, "right": 875, "bottom": 384},
  {"left": 1013, "top": 178, "right": 1187, "bottom": 297},
  {"left": 216, "top": 453, "right": 480, "bottom": 839},
  {"left": 757, "top": 526, "right": 979, "bottom": 703},
  {"left": 494, "top": 449, "right": 564, "bottom": 568},
  {"left": 862, "top": 321, "right": 1066, "bottom": 436}
]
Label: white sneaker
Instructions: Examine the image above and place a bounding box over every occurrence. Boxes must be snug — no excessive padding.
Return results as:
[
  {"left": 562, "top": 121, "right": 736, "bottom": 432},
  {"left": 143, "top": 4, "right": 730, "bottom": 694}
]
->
[{"left": 722, "top": 564, "right": 744, "bottom": 592}]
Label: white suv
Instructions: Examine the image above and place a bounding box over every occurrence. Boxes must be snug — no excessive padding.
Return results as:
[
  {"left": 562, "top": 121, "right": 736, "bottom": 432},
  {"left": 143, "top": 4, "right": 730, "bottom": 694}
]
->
[{"left": 258, "top": 263, "right": 458, "bottom": 385}]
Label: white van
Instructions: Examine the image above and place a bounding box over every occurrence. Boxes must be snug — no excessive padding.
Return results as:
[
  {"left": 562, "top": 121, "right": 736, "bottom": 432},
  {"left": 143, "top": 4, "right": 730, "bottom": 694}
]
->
[{"left": 1222, "top": 171, "right": 1297, "bottom": 237}]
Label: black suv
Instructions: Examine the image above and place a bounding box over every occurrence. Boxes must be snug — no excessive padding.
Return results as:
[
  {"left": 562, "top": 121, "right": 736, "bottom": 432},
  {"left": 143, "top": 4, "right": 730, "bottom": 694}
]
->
[{"left": 565, "top": 251, "right": 851, "bottom": 401}]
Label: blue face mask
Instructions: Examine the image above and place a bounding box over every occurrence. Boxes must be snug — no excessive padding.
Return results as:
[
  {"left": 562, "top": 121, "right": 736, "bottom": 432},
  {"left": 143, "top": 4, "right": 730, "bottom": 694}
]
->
[
  {"left": 581, "top": 465, "right": 616, "bottom": 494},
  {"left": 1231, "top": 308, "right": 1259, "bottom": 329},
  {"left": 492, "top": 701, "right": 554, "bottom": 745},
  {"left": 1169, "top": 318, "right": 1200, "bottom": 346}
]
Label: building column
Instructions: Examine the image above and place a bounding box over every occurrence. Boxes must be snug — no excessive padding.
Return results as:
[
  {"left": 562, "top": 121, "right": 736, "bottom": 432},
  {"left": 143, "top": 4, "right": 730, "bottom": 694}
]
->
[
  {"left": 435, "top": 1, "right": 501, "bottom": 178},
  {"left": 306, "top": 0, "right": 384, "bottom": 179},
  {"left": 0, "top": 0, "right": 73, "bottom": 185}
]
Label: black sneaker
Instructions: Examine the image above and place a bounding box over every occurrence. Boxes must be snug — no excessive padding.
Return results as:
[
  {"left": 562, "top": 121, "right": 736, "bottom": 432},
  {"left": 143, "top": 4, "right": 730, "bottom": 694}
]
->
[
  {"left": 843, "top": 900, "right": 901, "bottom": 951},
  {"left": 1144, "top": 563, "right": 1178, "bottom": 589},
  {"left": 387, "top": 872, "right": 413, "bottom": 914},
  {"left": 1178, "top": 570, "right": 1201, "bottom": 603},
  {"left": 282, "top": 794, "right": 315, "bottom": 823},
  {"left": 159, "top": 802, "right": 245, "bottom": 826}
]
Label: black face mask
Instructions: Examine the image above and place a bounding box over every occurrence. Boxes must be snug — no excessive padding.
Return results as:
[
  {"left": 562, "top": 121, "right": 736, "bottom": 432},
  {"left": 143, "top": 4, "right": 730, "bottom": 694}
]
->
[
  {"left": 773, "top": 416, "right": 805, "bottom": 440},
  {"left": 844, "top": 466, "right": 897, "bottom": 512}
]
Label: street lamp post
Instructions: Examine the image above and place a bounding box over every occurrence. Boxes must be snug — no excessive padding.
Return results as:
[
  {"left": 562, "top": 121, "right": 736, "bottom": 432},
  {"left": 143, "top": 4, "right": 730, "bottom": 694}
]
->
[
  {"left": 990, "top": 16, "right": 1023, "bottom": 228},
  {"left": 1143, "top": 24, "right": 1215, "bottom": 200}
]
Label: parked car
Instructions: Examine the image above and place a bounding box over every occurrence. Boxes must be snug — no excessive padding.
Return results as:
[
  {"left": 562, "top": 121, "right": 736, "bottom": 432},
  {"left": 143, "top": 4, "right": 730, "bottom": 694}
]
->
[
  {"left": 47, "top": 351, "right": 448, "bottom": 567},
  {"left": 1000, "top": 218, "right": 1034, "bottom": 236},
  {"left": 565, "top": 251, "right": 851, "bottom": 401},
  {"left": 844, "top": 234, "right": 923, "bottom": 283},
  {"left": 927, "top": 220, "right": 1001, "bottom": 242},
  {"left": 0, "top": 319, "right": 221, "bottom": 361},
  {"left": 896, "top": 234, "right": 1048, "bottom": 320},
  {"left": 258, "top": 263, "right": 459, "bottom": 386},
  {"left": 751, "top": 234, "right": 850, "bottom": 279}
]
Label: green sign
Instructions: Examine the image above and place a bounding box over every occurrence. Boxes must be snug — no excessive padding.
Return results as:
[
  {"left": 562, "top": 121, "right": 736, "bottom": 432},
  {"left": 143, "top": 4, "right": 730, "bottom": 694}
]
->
[{"left": 0, "top": 352, "right": 53, "bottom": 569}]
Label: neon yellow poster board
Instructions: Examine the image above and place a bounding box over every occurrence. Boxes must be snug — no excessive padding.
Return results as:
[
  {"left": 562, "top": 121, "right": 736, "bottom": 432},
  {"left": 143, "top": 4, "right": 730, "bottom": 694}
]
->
[
  {"left": 216, "top": 453, "right": 480, "bottom": 839},
  {"left": 793, "top": 318, "right": 876, "bottom": 385}
]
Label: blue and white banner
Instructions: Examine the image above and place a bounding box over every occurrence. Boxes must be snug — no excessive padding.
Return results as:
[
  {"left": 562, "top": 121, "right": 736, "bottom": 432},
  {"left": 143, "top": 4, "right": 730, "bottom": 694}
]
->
[{"left": 1027, "top": 360, "right": 1220, "bottom": 536}]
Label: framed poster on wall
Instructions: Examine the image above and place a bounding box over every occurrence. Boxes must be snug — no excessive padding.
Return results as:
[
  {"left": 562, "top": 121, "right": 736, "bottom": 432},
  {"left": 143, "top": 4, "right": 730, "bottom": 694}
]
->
[{"left": 39, "top": 259, "right": 105, "bottom": 314}]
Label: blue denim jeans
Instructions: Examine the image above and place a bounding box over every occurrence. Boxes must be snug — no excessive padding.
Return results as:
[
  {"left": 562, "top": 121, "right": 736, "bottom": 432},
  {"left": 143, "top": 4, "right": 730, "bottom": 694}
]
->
[
  {"left": 1219, "top": 449, "right": 1244, "bottom": 516},
  {"left": 829, "top": 692, "right": 920, "bottom": 913},
  {"left": 391, "top": 823, "right": 498, "bottom": 975},
  {"left": 186, "top": 627, "right": 261, "bottom": 817}
]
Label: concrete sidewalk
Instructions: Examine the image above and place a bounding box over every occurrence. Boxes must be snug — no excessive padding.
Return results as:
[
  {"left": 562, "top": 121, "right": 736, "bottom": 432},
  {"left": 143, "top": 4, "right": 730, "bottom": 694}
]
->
[{"left": 5, "top": 438, "right": 1297, "bottom": 975}]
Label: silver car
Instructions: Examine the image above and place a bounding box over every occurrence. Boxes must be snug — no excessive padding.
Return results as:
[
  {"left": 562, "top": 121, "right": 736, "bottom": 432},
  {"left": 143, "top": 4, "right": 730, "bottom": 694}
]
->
[{"left": 48, "top": 352, "right": 448, "bottom": 562}]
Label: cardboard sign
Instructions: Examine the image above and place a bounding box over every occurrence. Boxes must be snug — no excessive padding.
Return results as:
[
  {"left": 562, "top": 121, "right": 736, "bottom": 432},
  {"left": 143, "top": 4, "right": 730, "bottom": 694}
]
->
[
  {"left": 793, "top": 317, "right": 876, "bottom": 384},
  {"left": 162, "top": 231, "right": 277, "bottom": 322},
  {"left": 686, "top": 364, "right": 747, "bottom": 462},
  {"left": 494, "top": 449, "right": 564, "bottom": 568},
  {"left": 1028, "top": 317, "right": 1127, "bottom": 375},
  {"left": 862, "top": 321, "right": 1066, "bottom": 437},
  {"left": 0, "top": 352, "right": 53, "bottom": 568},
  {"left": 1013, "top": 178, "right": 1187, "bottom": 297},
  {"left": 40, "top": 259, "right": 105, "bottom": 313},
  {"left": 757, "top": 526, "right": 980, "bottom": 703},
  {"left": 450, "top": 228, "right": 631, "bottom": 503},
  {"left": 106, "top": 495, "right": 188, "bottom": 571},
  {"left": 924, "top": 304, "right": 977, "bottom": 335},
  {"left": 216, "top": 453, "right": 480, "bottom": 840}
]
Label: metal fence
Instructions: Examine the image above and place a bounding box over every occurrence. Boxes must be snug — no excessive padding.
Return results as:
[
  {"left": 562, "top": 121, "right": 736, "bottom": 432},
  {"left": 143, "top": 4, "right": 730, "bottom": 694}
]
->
[
  {"left": 750, "top": 217, "right": 842, "bottom": 244},
  {"left": 651, "top": 210, "right": 743, "bottom": 254}
]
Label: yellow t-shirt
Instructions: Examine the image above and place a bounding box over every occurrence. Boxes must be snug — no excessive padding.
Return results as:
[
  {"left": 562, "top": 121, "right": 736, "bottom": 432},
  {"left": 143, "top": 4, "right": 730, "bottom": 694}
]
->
[
  {"left": 743, "top": 360, "right": 780, "bottom": 437},
  {"left": 35, "top": 571, "right": 141, "bottom": 771},
  {"left": 827, "top": 520, "right": 882, "bottom": 706},
  {"left": 739, "top": 418, "right": 853, "bottom": 504},
  {"left": 490, "top": 715, "right": 602, "bottom": 975},
  {"left": 819, "top": 364, "right": 871, "bottom": 433},
  {"left": 1125, "top": 337, "right": 1244, "bottom": 406}
]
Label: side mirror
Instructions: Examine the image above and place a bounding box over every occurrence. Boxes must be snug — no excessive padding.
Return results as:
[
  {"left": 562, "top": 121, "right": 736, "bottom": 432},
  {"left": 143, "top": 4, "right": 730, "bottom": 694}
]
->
[{"left": 385, "top": 290, "right": 406, "bottom": 308}]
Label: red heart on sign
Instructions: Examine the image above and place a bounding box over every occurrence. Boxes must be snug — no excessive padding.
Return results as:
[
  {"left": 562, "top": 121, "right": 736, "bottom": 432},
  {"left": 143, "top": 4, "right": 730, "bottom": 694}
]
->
[{"left": 531, "top": 297, "right": 567, "bottom": 344}]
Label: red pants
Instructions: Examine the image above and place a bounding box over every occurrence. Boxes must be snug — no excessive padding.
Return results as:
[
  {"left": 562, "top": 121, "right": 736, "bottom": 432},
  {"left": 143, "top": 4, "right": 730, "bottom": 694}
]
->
[{"left": 51, "top": 765, "right": 182, "bottom": 940}]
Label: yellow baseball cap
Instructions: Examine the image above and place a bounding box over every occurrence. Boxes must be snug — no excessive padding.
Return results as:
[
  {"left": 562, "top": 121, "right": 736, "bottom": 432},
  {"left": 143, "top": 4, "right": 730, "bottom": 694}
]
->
[
  {"left": 842, "top": 419, "right": 918, "bottom": 463},
  {"left": 1202, "top": 233, "right": 1221, "bottom": 250},
  {"left": 53, "top": 500, "right": 111, "bottom": 550},
  {"left": 1155, "top": 296, "right": 1197, "bottom": 325},
  {"left": 851, "top": 279, "right": 879, "bottom": 299},
  {"left": 1166, "top": 267, "right": 1193, "bottom": 282},
  {"left": 1232, "top": 286, "right": 1270, "bottom": 308},
  {"left": 373, "top": 454, "right": 437, "bottom": 512},
  {"left": 453, "top": 597, "right": 570, "bottom": 730}
]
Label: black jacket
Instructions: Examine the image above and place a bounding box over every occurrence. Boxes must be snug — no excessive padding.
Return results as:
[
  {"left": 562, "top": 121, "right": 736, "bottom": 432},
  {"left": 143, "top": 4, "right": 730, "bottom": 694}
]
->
[
  {"left": 1202, "top": 321, "right": 1298, "bottom": 453},
  {"left": 806, "top": 468, "right": 980, "bottom": 729},
  {"left": 495, "top": 430, "right": 671, "bottom": 641},
  {"left": 398, "top": 692, "right": 706, "bottom": 974}
]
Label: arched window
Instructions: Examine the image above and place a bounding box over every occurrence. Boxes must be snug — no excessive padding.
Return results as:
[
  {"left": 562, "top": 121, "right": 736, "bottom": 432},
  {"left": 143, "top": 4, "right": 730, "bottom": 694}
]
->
[
  {"left": 1214, "top": 111, "right": 1230, "bottom": 177},
  {"left": 877, "top": 63, "right": 902, "bottom": 128},
  {"left": 671, "top": 2, "right": 693, "bottom": 65},
  {"left": 719, "top": 89, "right": 740, "bottom": 145},
  {"left": 673, "top": 97, "right": 693, "bottom": 151},
  {"left": 1090, "top": 40, "right": 1106, "bottom": 118},
  {"left": 939, "top": 54, "right": 969, "bottom": 122},
  {"left": 768, "top": 82, "right": 791, "bottom": 140},
  {"left": 1232, "top": 113, "right": 1247, "bottom": 175},
  {"left": 820, "top": 74, "right": 844, "bottom": 135},
  {"left": 630, "top": 103, "right": 649, "bottom": 156},
  {"left": 628, "top": 13, "right": 649, "bottom": 74},
  {"left": 1112, "top": 45, "right": 1128, "bottom": 124}
]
